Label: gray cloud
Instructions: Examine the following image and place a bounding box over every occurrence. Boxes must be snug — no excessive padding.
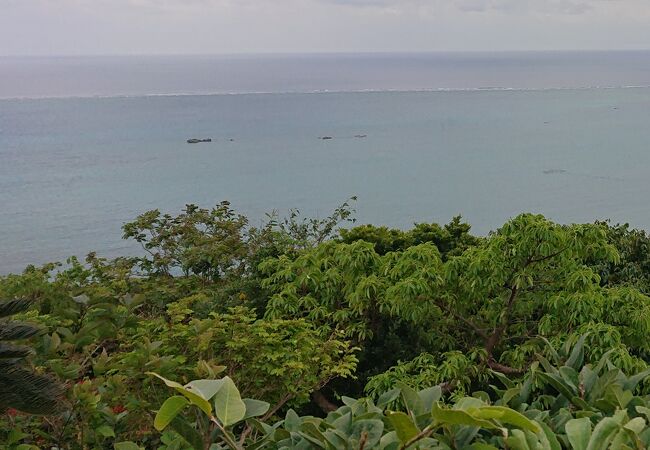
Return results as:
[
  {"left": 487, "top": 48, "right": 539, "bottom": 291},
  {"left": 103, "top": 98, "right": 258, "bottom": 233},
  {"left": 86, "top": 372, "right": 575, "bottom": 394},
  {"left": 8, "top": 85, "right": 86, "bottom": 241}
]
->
[
  {"left": 2, "top": 0, "right": 650, "bottom": 55},
  {"left": 318, "top": 0, "right": 595, "bottom": 14}
]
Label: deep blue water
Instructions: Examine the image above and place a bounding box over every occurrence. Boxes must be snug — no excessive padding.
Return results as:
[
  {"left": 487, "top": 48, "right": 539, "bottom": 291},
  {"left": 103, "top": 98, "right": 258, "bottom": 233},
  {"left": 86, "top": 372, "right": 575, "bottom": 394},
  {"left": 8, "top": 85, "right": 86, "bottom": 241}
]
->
[{"left": 2, "top": 52, "right": 650, "bottom": 274}]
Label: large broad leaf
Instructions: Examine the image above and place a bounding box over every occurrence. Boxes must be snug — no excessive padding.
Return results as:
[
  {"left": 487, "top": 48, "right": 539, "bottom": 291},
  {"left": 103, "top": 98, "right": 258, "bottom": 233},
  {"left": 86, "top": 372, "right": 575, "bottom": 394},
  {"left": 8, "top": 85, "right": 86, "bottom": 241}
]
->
[
  {"left": 213, "top": 376, "right": 246, "bottom": 426},
  {"left": 623, "top": 368, "right": 650, "bottom": 392},
  {"left": 505, "top": 429, "right": 531, "bottom": 450},
  {"left": 472, "top": 406, "right": 540, "bottom": 433},
  {"left": 565, "top": 334, "right": 587, "bottom": 369},
  {"left": 397, "top": 382, "right": 424, "bottom": 417},
  {"left": 351, "top": 419, "right": 384, "bottom": 449},
  {"left": 418, "top": 386, "right": 442, "bottom": 414},
  {"left": 185, "top": 379, "right": 224, "bottom": 401},
  {"left": 154, "top": 396, "right": 189, "bottom": 431},
  {"left": 623, "top": 417, "right": 646, "bottom": 435},
  {"left": 147, "top": 372, "right": 212, "bottom": 416},
  {"left": 536, "top": 372, "right": 579, "bottom": 406},
  {"left": 243, "top": 398, "right": 270, "bottom": 419},
  {"left": 431, "top": 403, "right": 497, "bottom": 429},
  {"left": 585, "top": 417, "right": 622, "bottom": 450},
  {"left": 386, "top": 411, "right": 420, "bottom": 443},
  {"left": 377, "top": 388, "right": 400, "bottom": 408},
  {"left": 538, "top": 421, "right": 562, "bottom": 450},
  {"left": 565, "top": 418, "right": 591, "bottom": 450}
]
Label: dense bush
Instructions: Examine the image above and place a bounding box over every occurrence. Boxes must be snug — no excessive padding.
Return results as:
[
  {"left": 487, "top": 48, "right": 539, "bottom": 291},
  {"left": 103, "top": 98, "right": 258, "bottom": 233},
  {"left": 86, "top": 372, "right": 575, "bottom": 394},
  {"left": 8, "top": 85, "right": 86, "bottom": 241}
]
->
[
  {"left": 118, "top": 338, "right": 650, "bottom": 449},
  {"left": 4, "top": 200, "right": 650, "bottom": 448}
]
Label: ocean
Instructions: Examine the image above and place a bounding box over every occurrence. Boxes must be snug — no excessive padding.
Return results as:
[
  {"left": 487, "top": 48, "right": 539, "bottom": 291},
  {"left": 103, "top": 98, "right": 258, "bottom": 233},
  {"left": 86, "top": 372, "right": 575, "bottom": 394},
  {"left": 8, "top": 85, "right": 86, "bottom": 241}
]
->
[{"left": 2, "top": 52, "right": 650, "bottom": 274}]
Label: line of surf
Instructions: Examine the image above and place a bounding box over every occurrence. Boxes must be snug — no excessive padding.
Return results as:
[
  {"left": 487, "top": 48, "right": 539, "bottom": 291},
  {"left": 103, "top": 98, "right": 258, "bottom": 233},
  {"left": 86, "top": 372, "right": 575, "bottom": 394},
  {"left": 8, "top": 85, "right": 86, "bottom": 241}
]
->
[{"left": 2, "top": 84, "right": 650, "bottom": 101}]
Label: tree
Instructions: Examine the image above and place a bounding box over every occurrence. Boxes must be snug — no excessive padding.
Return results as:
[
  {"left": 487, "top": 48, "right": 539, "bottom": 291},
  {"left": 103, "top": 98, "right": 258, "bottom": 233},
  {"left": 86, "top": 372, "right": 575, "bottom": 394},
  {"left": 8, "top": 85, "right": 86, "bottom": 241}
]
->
[
  {"left": 0, "top": 298, "right": 62, "bottom": 415},
  {"left": 263, "top": 214, "right": 650, "bottom": 398},
  {"left": 338, "top": 215, "right": 479, "bottom": 258}
]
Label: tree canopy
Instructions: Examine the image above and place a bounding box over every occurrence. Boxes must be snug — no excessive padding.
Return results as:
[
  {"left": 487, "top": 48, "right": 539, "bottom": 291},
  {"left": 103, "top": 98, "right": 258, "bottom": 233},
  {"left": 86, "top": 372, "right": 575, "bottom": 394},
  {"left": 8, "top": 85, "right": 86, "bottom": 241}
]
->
[{"left": 4, "top": 202, "right": 650, "bottom": 448}]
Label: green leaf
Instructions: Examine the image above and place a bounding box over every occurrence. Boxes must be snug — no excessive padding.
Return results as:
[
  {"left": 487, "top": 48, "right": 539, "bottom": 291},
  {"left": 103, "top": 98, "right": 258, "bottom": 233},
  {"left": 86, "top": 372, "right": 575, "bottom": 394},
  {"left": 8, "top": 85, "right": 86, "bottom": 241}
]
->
[
  {"left": 505, "top": 429, "right": 531, "bottom": 450},
  {"left": 243, "top": 398, "right": 270, "bottom": 419},
  {"left": 586, "top": 417, "right": 622, "bottom": 450},
  {"left": 537, "top": 372, "right": 578, "bottom": 404},
  {"left": 351, "top": 419, "right": 384, "bottom": 448},
  {"left": 472, "top": 406, "right": 540, "bottom": 433},
  {"left": 431, "top": 403, "right": 497, "bottom": 429},
  {"left": 386, "top": 411, "right": 420, "bottom": 443},
  {"left": 171, "top": 416, "right": 206, "bottom": 450},
  {"left": 114, "top": 443, "right": 141, "bottom": 450},
  {"left": 185, "top": 379, "right": 225, "bottom": 401},
  {"left": 565, "top": 334, "right": 587, "bottom": 369},
  {"left": 418, "top": 386, "right": 442, "bottom": 413},
  {"left": 565, "top": 418, "right": 591, "bottom": 450},
  {"left": 154, "top": 396, "right": 189, "bottom": 431},
  {"left": 538, "top": 421, "right": 562, "bottom": 450},
  {"left": 623, "top": 417, "right": 646, "bottom": 435},
  {"left": 147, "top": 372, "right": 213, "bottom": 416},
  {"left": 377, "top": 388, "right": 400, "bottom": 408},
  {"left": 398, "top": 382, "right": 424, "bottom": 416},
  {"left": 213, "top": 376, "right": 246, "bottom": 426},
  {"left": 96, "top": 425, "right": 115, "bottom": 438},
  {"left": 7, "top": 429, "right": 29, "bottom": 445}
]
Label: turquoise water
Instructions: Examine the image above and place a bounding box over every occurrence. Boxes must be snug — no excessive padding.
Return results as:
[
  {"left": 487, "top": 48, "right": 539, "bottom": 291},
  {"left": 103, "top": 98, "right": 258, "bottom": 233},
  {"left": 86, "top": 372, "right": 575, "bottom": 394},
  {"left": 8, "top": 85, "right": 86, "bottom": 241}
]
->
[{"left": 2, "top": 53, "right": 650, "bottom": 273}]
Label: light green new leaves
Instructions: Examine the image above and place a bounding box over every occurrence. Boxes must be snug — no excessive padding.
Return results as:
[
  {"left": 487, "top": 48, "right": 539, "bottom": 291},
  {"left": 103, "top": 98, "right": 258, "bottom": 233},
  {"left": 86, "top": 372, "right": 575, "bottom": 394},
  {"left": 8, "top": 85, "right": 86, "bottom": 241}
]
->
[
  {"left": 213, "top": 376, "right": 246, "bottom": 426},
  {"left": 154, "top": 396, "right": 189, "bottom": 431},
  {"left": 149, "top": 373, "right": 247, "bottom": 428},
  {"left": 147, "top": 372, "right": 215, "bottom": 416}
]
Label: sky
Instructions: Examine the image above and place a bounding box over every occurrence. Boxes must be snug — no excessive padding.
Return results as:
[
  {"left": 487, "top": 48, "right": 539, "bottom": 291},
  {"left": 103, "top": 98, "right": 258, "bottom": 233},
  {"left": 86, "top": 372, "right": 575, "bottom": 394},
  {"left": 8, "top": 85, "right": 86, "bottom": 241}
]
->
[{"left": 1, "top": 0, "right": 650, "bottom": 55}]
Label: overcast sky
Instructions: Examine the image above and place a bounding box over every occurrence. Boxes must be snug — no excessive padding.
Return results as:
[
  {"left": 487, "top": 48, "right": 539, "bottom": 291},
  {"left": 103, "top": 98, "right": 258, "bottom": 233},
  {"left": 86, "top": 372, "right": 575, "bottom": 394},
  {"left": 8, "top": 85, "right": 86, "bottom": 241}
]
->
[{"left": 2, "top": 0, "right": 650, "bottom": 55}]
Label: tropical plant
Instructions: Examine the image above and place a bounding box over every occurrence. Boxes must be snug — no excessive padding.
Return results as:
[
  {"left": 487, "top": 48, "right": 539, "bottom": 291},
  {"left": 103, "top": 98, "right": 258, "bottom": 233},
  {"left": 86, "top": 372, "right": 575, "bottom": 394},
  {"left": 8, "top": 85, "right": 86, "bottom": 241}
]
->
[
  {"left": 119, "top": 337, "right": 650, "bottom": 449},
  {"left": 0, "top": 298, "right": 62, "bottom": 415},
  {"left": 263, "top": 213, "right": 650, "bottom": 400}
]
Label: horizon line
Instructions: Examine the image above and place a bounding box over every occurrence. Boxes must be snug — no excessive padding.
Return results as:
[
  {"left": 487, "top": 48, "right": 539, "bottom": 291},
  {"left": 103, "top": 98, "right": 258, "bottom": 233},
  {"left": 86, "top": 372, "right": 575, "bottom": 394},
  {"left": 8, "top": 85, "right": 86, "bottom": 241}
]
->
[{"left": 3, "top": 48, "right": 650, "bottom": 58}]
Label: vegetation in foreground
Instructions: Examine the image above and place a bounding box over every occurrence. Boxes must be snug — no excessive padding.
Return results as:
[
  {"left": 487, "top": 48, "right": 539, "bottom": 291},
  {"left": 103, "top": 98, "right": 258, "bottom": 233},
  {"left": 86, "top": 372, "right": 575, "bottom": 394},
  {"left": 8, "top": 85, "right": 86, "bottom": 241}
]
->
[{"left": 3, "top": 199, "right": 650, "bottom": 448}]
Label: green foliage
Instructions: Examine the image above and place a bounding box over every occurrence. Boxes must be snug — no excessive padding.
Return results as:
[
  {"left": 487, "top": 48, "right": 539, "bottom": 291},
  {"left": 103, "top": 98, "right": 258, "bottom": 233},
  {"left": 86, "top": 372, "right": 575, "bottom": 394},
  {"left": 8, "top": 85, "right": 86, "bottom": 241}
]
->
[
  {"left": 0, "top": 298, "right": 62, "bottom": 415},
  {"left": 592, "top": 221, "right": 650, "bottom": 294},
  {"left": 339, "top": 215, "right": 479, "bottom": 258},
  {"left": 122, "top": 202, "right": 250, "bottom": 279},
  {"left": 136, "top": 340, "right": 650, "bottom": 449},
  {"left": 7, "top": 201, "right": 650, "bottom": 449},
  {"left": 263, "top": 213, "right": 650, "bottom": 399}
]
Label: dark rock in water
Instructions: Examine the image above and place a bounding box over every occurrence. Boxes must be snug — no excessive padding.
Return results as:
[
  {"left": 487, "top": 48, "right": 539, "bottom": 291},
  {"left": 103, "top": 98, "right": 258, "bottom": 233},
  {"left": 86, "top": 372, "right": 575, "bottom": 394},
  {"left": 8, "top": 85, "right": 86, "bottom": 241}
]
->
[
  {"left": 320, "top": 136, "right": 333, "bottom": 140},
  {"left": 187, "top": 138, "right": 212, "bottom": 144},
  {"left": 229, "top": 138, "right": 235, "bottom": 142},
  {"left": 354, "top": 134, "right": 367, "bottom": 138},
  {"left": 543, "top": 169, "right": 567, "bottom": 175}
]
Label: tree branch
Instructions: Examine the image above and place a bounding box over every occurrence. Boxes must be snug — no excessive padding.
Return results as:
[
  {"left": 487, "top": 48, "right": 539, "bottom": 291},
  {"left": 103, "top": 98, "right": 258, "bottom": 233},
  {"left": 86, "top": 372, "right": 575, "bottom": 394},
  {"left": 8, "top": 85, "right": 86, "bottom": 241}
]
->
[
  {"left": 433, "top": 299, "right": 488, "bottom": 340},
  {"left": 312, "top": 389, "right": 338, "bottom": 414},
  {"left": 399, "top": 424, "right": 435, "bottom": 450}
]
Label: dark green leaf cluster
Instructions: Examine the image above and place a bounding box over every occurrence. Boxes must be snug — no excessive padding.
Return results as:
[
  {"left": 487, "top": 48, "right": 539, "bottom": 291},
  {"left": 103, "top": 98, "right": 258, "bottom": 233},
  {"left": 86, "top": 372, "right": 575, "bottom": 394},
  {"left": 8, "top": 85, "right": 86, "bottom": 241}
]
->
[{"left": 0, "top": 298, "right": 62, "bottom": 415}]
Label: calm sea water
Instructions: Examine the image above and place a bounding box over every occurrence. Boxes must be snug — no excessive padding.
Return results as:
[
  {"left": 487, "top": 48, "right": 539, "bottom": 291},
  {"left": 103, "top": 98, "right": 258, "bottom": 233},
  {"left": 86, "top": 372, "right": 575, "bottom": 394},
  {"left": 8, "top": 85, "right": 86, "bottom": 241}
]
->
[{"left": 2, "top": 52, "right": 650, "bottom": 273}]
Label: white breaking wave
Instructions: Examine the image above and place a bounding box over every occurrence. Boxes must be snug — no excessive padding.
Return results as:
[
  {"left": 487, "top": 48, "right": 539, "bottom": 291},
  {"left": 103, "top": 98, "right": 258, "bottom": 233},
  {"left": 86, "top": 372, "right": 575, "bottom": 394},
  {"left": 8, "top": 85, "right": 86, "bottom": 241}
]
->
[{"left": 3, "top": 84, "right": 650, "bottom": 101}]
